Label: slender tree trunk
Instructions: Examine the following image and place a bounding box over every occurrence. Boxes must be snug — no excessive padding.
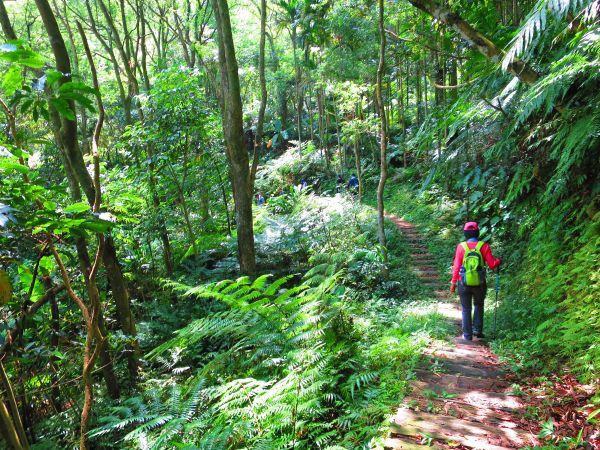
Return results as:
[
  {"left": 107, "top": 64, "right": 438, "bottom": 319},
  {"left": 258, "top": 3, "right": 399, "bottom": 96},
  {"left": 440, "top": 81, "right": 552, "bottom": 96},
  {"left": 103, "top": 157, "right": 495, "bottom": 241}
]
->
[
  {"left": 0, "top": 0, "right": 17, "bottom": 40},
  {"left": 249, "top": 0, "right": 267, "bottom": 190},
  {"left": 291, "top": 26, "right": 302, "bottom": 144},
  {"left": 42, "top": 275, "right": 62, "bottom": 412},
  {"left": 416, "top": 59, "right": 422, "bottom": 124},
  {"left": 353, "top": 138, "right": 362, "bottom": 200},
  {"left": 448, "top": 45, "right": 458, "bottom": 103},
  {"left": 423, "top": 58, "right": 429, "bottom": 116},
  {"left": 146, "top": 144, "right": 174, "bottom": 275},
  {"left": 211, "top": 0, "right": 256, "bottom": 275},
  {"left": 375, "top": 0, "right": 388, "bottom": 274},
  {"left": 138, "top": 0, "right": 151, "bottom": 91},
  {"left": 0, "top": 363, "right": 28, "bottom": 449},
  {"left": 307, "top": 84, "right": 315, "bottom": 142},
  {"left": 0, "top": 399, "right": 24, "bottom": 450},
  {"left": 78, "top": 21, "right": 141, "bottom": 383}
]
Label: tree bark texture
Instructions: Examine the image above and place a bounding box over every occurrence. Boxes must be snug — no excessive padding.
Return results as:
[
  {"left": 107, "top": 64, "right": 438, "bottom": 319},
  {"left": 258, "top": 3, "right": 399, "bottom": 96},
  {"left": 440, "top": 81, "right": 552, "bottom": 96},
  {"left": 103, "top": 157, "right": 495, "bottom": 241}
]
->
[
  {"left": 37, "top": 1, "right": 140, "bottom": 388},
  {"left": 0, "top": 0, "right": 17, "bottom": 40},
  {"left": 249, "top": 0, "right": 267, "bottom": 191},
  {"left": 211, "top": 0, "right": 256, "bottom": 275},
  {"left": 375, "top": 0, "right": 388, "bottom": 271}
]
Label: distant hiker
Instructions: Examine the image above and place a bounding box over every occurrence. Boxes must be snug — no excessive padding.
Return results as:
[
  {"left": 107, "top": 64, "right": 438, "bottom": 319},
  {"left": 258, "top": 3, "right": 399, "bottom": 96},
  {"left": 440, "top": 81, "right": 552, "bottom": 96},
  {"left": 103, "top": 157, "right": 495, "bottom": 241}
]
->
[
  {"left": 300, "top": 178, "right": 308, "bottom": 190},
  {"left": 256, "top": 193, "right": 265, "bottom": 206},
  {"left": 336, "top": 174, "right": 345, "bottom": 193},
  {"left": 450, "top": 221, "right": 502, "bottom": 341},
  {"left": 347, "top": 174, "right": 359, "bottom": 193}
]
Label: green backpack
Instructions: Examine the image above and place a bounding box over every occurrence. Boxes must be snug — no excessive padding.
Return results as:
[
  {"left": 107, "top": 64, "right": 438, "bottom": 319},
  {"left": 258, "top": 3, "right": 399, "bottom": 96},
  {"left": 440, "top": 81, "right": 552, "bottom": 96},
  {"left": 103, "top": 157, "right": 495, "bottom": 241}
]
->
[{"left": 460, "top": 241, "right": 485, "bottom": 286}]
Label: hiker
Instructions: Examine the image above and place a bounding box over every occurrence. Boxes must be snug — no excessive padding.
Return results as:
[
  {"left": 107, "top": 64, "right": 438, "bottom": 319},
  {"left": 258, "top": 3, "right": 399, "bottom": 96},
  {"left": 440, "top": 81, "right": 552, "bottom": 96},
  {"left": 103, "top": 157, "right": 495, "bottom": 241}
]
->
[
  {"left": 347, "top": 174, "right": 359, "bottom": 193},
  {"left": 450, "top": 221, "right": 502, "bottom": 341},
  {"left": 300, "top": 178, "right": 308, "bottom": 190},
  {"left": 336, "top": 174, "right": 345, "bottom": 193},
  {"left": 255, "top": 193, "right": 265, "bottom": 206}
]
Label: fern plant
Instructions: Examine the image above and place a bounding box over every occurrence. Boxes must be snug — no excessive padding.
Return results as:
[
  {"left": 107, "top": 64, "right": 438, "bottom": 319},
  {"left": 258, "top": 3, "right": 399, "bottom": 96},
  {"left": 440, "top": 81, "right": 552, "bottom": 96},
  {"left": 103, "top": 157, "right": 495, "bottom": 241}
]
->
[{"left": 503, "top": 0, "right": 598, "bottom": 68}]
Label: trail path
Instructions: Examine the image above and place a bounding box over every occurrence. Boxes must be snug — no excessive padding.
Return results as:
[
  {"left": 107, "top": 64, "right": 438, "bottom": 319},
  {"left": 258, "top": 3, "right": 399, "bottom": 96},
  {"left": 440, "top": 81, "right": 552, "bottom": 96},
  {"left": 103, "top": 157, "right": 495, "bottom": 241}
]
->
[{"left": 384, "top": 214, "right": 538, "bottom": 450}]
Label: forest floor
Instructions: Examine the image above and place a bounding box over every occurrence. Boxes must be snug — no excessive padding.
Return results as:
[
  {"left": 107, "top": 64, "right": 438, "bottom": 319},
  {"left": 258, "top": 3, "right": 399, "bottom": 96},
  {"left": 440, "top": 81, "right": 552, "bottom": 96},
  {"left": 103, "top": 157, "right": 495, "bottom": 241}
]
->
[{"left": 383, "top": 214, "right": 540, "bottom": 450}]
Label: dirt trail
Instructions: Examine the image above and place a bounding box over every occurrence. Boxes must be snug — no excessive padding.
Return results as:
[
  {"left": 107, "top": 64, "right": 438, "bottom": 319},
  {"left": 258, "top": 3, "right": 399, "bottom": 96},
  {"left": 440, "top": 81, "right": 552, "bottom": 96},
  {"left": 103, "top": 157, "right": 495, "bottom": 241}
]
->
[{"left": 384, "top": 214, "right": 538, "bottom": 450}]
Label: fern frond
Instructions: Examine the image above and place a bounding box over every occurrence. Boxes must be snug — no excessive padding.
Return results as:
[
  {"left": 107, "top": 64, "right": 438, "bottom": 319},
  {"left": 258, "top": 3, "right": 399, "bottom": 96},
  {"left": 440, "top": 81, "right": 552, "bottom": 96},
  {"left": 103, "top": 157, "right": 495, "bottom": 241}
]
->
[{"left": 503, "top": 0, "right": 596, "bottom": 68}]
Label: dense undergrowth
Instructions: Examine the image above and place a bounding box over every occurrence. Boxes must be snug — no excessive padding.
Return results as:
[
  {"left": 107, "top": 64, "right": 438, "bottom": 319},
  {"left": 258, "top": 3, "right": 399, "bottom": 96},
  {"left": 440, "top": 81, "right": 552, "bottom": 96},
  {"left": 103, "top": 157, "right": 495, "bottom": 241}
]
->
[{"left": 77, "top": 189, "right": 452, "bottom": 449}]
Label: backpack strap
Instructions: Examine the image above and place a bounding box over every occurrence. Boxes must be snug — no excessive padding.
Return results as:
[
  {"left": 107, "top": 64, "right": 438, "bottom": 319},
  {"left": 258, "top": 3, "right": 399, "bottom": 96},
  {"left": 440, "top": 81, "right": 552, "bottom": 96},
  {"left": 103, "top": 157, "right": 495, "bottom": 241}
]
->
[
  {"left": 460, "top": 242, "right": 470, "bottom": 267},
  {"left": 474, "top": 241, "right": 485, "bottom": 266}
]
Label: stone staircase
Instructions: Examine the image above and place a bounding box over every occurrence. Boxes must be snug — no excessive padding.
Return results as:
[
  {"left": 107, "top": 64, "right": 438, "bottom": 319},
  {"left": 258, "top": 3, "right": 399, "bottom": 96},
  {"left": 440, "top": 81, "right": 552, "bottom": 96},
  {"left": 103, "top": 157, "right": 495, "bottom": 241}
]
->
[{"left": 383, "top": 214, "right": 537, "bottom": 449}]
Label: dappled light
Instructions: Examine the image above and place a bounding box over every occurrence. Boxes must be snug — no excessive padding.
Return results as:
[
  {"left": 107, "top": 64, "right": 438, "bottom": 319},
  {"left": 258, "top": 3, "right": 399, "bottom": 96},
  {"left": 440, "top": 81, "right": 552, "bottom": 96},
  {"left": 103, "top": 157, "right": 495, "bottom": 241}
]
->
[{"left": 0, "top": 0, "right": 598, "bottom": 448}]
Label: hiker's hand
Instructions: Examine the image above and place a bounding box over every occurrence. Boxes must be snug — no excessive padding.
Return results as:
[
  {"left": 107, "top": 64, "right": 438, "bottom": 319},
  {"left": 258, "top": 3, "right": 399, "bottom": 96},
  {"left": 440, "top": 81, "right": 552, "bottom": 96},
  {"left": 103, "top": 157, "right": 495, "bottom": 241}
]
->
[{"left": 450, "top": 283, "right": 456, "bottom": 294}]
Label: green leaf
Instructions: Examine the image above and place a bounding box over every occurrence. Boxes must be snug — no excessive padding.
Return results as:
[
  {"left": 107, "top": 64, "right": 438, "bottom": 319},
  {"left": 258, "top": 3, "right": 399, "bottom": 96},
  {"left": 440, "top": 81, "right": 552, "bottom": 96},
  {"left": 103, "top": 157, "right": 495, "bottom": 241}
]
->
[
  {"left": 63, "top": 202, "right": 90, "bottom": 213},
  {"left": 81, "top": 219, "right": 112, "bottom": 233},
  {"left": 2, "top": 65, "right": 23, "bottom": 96},
  {"left": 538, "top": 419, "right": 554, "bottom": 438},
  {"left": 58, "top": 81, "right": 99, "bottom": 96},
  {"left": 0, "top": 42, "right": 44, "bottom": 68},
  {"left": 49, "top": 97, "right": 75, "bottom": 120},
  {"left": 46, "top": 69, "right": 63, "bottom": 86},
  {"left": 17, "top": 264, "right": 44, "bottom": 302},
  {"left": 59, "top": 91, "right": 96, "bottom": 112},
  {"left": 43, "top": 201, "right": 57, "bottom": 211},
  {"left": 0, "top": 159, "right": 29, "bottom": 174}
]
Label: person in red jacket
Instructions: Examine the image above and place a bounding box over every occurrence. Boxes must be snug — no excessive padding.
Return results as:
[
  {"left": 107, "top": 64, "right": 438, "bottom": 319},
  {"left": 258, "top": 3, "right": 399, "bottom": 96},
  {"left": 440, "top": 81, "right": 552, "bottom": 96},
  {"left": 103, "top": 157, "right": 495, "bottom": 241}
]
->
[{"left": 450, "top": 222, "right": 501, "bottom": 340}]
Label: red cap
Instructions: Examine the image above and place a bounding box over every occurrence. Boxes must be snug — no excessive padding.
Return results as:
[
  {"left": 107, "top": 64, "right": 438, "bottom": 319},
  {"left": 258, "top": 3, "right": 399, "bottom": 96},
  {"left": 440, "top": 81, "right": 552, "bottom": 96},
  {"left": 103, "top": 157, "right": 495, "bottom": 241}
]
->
[{"left": 464, "top": 221, "right": 479, "bottom": 231}]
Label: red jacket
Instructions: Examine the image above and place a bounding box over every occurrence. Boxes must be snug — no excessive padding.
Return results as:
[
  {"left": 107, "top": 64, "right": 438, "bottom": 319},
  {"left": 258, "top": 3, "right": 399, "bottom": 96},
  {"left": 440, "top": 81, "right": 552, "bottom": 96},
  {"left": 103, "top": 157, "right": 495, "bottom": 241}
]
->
[{"left": 451, "top": 240, "right": 501, "bottom": 284}]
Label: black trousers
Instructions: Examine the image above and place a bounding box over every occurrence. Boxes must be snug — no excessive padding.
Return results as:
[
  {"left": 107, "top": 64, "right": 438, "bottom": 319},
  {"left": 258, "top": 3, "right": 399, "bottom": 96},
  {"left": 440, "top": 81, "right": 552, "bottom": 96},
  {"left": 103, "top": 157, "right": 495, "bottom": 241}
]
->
[{"left": 458, "top": 281, "right": 486, "bottom": 338}]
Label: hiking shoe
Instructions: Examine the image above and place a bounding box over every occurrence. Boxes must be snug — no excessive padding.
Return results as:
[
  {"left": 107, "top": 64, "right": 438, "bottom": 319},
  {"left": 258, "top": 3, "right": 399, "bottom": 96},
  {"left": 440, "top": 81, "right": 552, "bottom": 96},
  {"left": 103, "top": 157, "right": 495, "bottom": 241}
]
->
[
  {"left": 474, "top": 332, "right": 486, "bottom": 339},
  {"left": 463, "top": 335, "right": 472, "bottom": 341}
]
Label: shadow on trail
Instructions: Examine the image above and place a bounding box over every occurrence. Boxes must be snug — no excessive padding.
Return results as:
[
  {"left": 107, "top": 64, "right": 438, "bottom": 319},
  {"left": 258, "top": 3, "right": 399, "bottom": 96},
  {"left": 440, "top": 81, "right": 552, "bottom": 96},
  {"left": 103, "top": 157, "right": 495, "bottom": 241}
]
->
[{"left": 384, "top": 213, "right": 538, "bottom": 450}]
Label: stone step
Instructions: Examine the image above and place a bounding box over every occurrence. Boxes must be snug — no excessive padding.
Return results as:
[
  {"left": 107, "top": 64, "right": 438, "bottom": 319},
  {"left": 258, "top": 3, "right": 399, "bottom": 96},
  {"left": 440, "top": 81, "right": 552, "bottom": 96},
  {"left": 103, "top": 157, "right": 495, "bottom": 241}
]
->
[
  {"left": 413, "top": 370, "right": 510, "bottom": 391},
  {"left": 420, "top": 358, "right": 505, "bottom": 379},
  {"left": 384, "top": 437, "right": 442, "bottom": 450},
  {"left": 414, "top": 265, "right": 438, "bottom": 276},
  {"left": 419, "top": 273, "right": 440, "bottom": 279},
  {"left": 391, "top": 408, "right": 534, "bottom": 449},
  {"left": 410, "top": 380, "right": 522, "bottom": 410},
  {"left": 411, "top": 253, "right": 435, "bottom": 264},
  {"left": 425, "top": 347, "right": 499, "bottom": 367},
  {"left": 413, "top": 260, "right": 436, "bottom": 265},
  {"left": 402, "top": 397, "right": 523, "bottom": 429}
]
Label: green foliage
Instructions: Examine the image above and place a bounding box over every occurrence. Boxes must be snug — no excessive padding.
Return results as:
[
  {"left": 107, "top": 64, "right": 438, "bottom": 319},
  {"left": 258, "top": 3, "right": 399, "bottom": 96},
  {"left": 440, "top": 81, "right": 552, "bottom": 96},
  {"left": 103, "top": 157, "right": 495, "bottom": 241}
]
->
[
  {"left": 90, "top": 197, "right": 451, "bottom": 448},
  {"left": 92, "top": 268, "right": 446, "bottom": 448},
  {"left": 503, "top": 0, "right": 597, "bottom": 67}
]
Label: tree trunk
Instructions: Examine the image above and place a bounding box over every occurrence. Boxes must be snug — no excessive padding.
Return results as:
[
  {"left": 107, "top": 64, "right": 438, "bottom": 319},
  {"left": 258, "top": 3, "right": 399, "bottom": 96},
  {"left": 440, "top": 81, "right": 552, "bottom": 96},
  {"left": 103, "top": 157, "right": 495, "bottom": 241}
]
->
[
  {"left": 0, "top": 0, "right": 17, "bottom": 40},
  {"left": 211, "top": 0, "right": 256, "bottom": 275},
  {"left": 407, "top": 0, "right": 539, "bottom": 84},
  {"left": 291, "top": 26, "right": 302, "bottom": 144},
  {"left": 42, "top": 275, "right": 62, "bottom": 412},
  {"left": 353, "top": 138, "right": 362, "bottom": 200},
  {"left": 78, "top": 21, "right": 141, "bottom": 383},
  {"left": 249, "top": 0, "right": 267, "bottom": 191},
  {"left": 0, "top": 363, "right": 28, "bottom": 449},
  {"left": 0, "top": 399, "right": 24, "bottom": 450},
  {"left": 375, "top": 0, "right": 388, "bottom": 274},
  {"left": 416, "top": 60, "right": 423, "bottom": 124}
]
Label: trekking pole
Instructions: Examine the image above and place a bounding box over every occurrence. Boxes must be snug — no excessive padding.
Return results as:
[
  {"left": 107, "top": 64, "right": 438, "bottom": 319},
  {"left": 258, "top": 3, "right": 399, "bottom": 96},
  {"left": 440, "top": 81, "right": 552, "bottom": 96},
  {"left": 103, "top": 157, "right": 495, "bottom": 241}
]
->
[{"left": 492, "top": 268, "right": 500, "bottom": 338}]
